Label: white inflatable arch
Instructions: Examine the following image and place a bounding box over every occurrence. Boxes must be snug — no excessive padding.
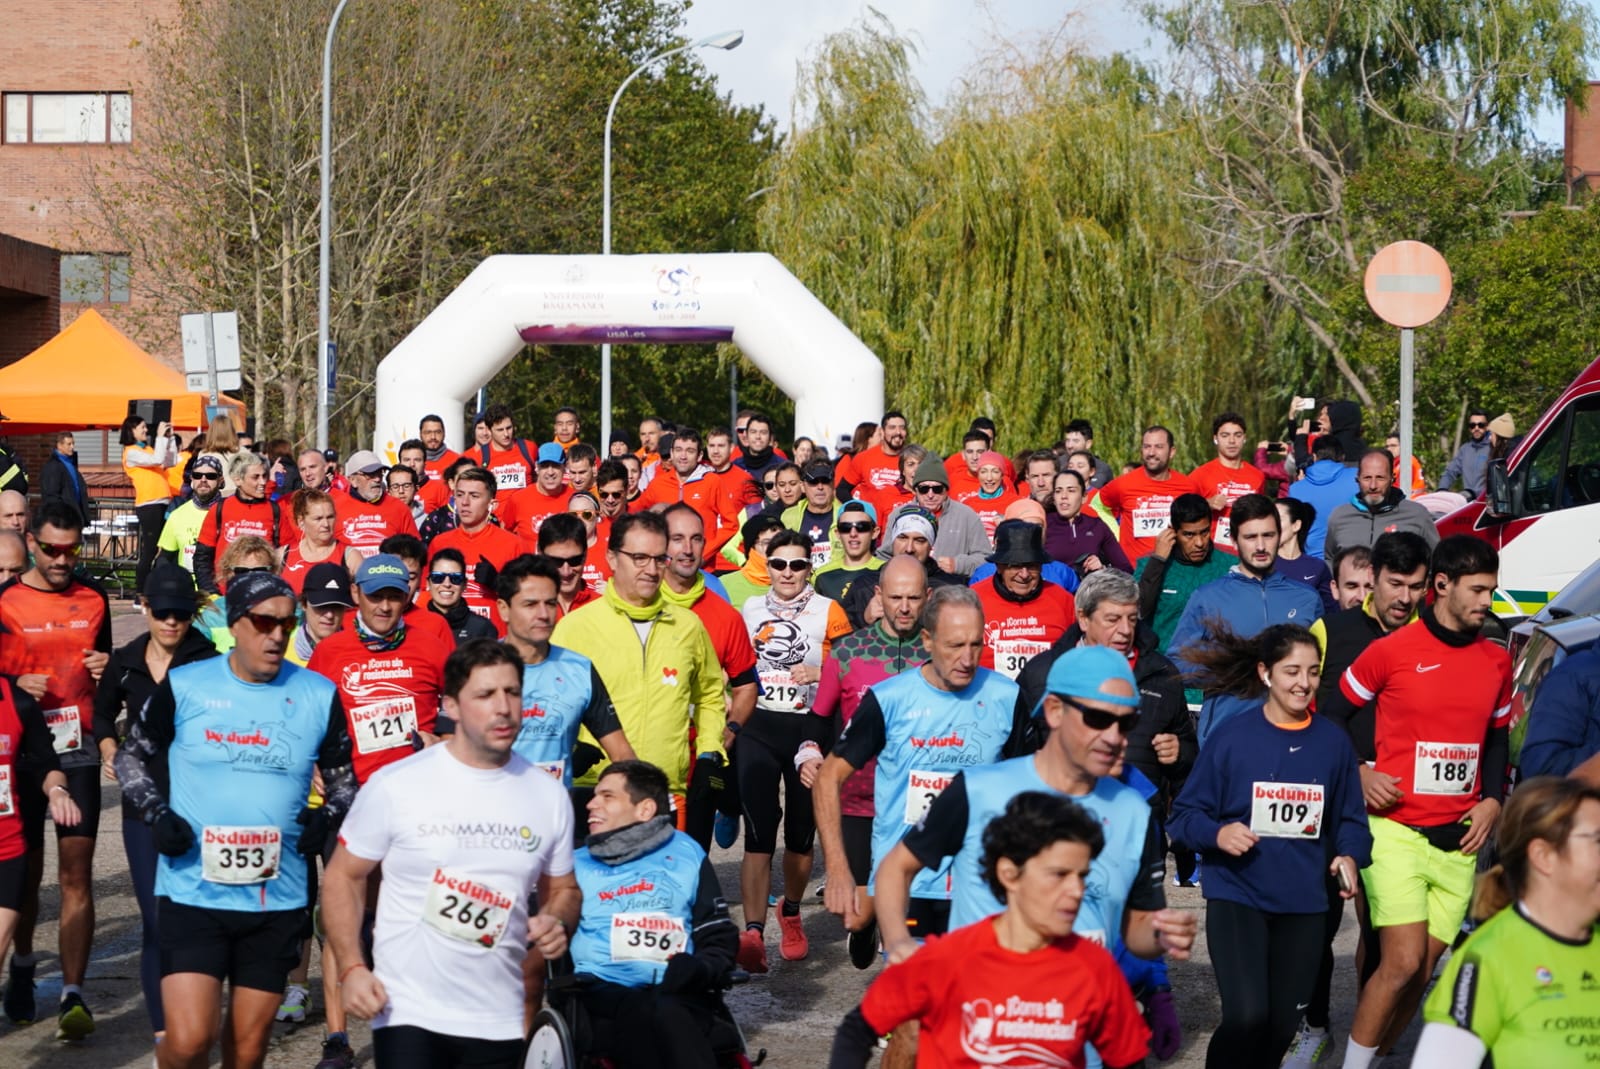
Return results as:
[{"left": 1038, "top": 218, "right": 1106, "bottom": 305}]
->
[{"left": 373, "top": 253, "right": 884, "bottom": 457}]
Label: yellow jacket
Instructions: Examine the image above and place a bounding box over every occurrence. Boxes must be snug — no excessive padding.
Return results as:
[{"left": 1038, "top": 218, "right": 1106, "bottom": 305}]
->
[{"left": 553, "top": 588, "right": 727, "bottom": 793}]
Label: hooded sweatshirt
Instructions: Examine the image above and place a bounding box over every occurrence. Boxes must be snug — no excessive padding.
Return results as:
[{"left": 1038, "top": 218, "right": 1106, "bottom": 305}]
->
[
  {"left": 1288, "top": 460, "right": 1358, "bottom": 558},
  {"left": 1323, "top": 486, "right": 1440, "bottom": 563}
]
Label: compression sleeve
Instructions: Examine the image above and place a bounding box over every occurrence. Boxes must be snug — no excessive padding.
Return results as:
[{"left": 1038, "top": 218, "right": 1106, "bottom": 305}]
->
[
  {"left": 830, "top": 690, "right": 887, "bottom": 770},
  {"left": 1125, "top": 807, "right": 1167, "bottom": 914},
  {"left": 1479, "top": 725, "right": 1509, "bottom": 803},
  {"left": 811, "top": 655, "right": 842, "bottom": 722},
  {"left": 900, "top": 773, "right": 970, "bottom": 871},
  {"left": 115, "top": 680, "right": 179, "bottom": 820},
  {"left": 91, "top": 655, "right": 123, "bottom": 746},
  {"left": 315, "top": 694, "right": 357, "bottom": 819},
  {"left": 579, "top": 665, "right": 624, "bottom": 741},
  {"left": 193, "top": 543, "right": 220, "bottom": 595},
  {"left": 689, "top": 856, "right": 738, "bottom": 980}
]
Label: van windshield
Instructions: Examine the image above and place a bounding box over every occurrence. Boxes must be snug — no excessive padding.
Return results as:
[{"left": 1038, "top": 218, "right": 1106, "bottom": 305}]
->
[{"left": 1522, "top": 395, "right": 1600, "bottom": 513}]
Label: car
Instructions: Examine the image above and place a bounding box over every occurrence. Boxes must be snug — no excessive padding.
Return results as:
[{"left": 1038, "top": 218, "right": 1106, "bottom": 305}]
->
[
  {"left": 1505, "top": 554, "right": 1600, "bottom": 666},
  {"left": 1507, "top": 611, "right": 1600, "bottom": 781}
]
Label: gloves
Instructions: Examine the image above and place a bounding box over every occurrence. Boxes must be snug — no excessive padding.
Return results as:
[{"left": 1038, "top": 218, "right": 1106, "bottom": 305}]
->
[
  {"left": 660, "top": 952, "right": 712, "bottom": 994},
  {"left": 572, "top": 741, "right": 605, "bottom": 778},
  {"left": 296, "top": 805, "right": 333, "bottom": 860},
  {"left": 151, "top": 808, "right": 195, "bottom": 857},
  {"left": 474, "top": 557, "right": 499, "bottom": 596},
  {"left": 1145, "top": 987, "right": 1181, "bottom": 1061}
]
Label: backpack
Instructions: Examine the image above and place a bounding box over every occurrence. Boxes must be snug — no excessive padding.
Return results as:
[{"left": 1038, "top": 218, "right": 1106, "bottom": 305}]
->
[{"left": 212, "top": 495, "right": 282, "bottom": 546}]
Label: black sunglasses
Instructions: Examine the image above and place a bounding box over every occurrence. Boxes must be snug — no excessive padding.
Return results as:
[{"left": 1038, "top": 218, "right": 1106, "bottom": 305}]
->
[
  {"left": 914, "top": 483, "right": 946, "bottom": 495},
  {"left": 428, "top": 571, "right": 466, "bottom": 585},
  {"left": 1058, "top": 696, "right": 1140, "bottom": 734},
  {"left": 1468, "top": 421, "right": 1488, "bottom": 429},
  {"left": 150, "top": 608, "right": 190, "bottom": 623},
  {"left": 767, "top": 557, "right": 810, "bottom": 573},
  {"left": 836, "top": 521, "right": 875, "bottom": 534},
  {"left": 762, "top": 480, "right": 777, "bottom": 490},
  {"left": 803, "top": 475, "right": 831, "bottom": 485},
  {"left": 545, "top": 553, "right": 585, "bottom": 569}
]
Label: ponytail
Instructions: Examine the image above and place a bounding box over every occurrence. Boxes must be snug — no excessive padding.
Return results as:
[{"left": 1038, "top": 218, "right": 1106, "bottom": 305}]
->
[
  {"left": 1470, "top": 862, "right": 1514, "bottom": 922},
  {"left": 1475, "top": 776, "right": 1600, "bottom": 923}
]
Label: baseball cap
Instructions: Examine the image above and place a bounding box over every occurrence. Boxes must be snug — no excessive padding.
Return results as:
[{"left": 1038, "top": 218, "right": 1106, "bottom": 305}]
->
[
  {"left": 802, "top": 460, "right": 834, "bottom": 483},
  {"left": 344, "top": 449, "right": 386, "bottom": 477},
  {"left": 225, "top": 572, "right": 296, "bottom": 625},
  {"left": 838, "top": 499, "right": 877, "bottom": 525},
  {"left": 537, "top": 442, "right": 565, "bottom": 467},
  {"left": 302, "top": 563, "right": 356, "bottom": 608},
  {"left": 1035, "top": 645, "right": 1141, "bottom": 716},
  {"left": 353, "top": 554, "right": 411, "bottom": 596},
  {"left": 145, "top": 562, "right": 198, "bottom": 616}
]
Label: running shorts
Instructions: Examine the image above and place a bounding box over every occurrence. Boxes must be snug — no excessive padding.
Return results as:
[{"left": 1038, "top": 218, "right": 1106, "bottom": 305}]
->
[
  {"left": 20, "top": 765, "right": 102, "bottom": 849},
  {"left": 157, "top": 897, "right": 305, "bottom": 994},
  {"left": 1360, "top": 816, "right": 1477, "bottom": 945},
  {"left": 372, "top": 1025, "right": 523, "bottom": 1069},
  {"left": 0, "top": 855, "right": 26, "bottom": 911}
]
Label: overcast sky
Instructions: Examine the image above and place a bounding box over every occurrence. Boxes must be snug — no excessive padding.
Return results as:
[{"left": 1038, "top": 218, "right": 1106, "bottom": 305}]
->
[{"left": 679, "top": 0, "right": 1573, "bottom": 141}]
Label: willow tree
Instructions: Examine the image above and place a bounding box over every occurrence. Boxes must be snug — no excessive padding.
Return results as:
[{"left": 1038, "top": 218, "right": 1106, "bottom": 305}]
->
[{"left": 757, "top": 20, "right": 1242, "bottom": 459}]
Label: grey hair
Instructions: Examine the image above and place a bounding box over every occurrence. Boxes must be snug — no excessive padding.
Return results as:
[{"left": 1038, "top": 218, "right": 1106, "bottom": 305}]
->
[
  {"left": 1074, "top": 569, "right": 1139, "bottom": 619},
  {"left": 919, "top": 583, "right": 982, "bottom": 635},
  {"left": 229, "top": 450, "right": 267, "bottom": 481}
]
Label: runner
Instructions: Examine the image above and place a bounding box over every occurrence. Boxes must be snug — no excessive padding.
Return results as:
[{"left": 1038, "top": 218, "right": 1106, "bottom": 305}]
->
[
  {"left": 279, "top": 488, "right": 362, "bottom": 595},
  {"left": 972, "top": 520, "right": 1074, "bottom": 680},
  {"left": 1020, "top": 449, "right": 1060, "bottom": 506},
  {"left": 1328, "top": 545, "right": 1374, "bottom": 612},
  {"left": 419, "top": 456, "right": 475, "bottom": 544},
  {"left": 1044, "top": 469, "right": 1130, "bottom": 577},
  {"left": 1134, "top": 493, "right": 1234, "bottom": 651},
  {"left": 952, "top": 450, "right": 1021, "bottom": 539},
  {"left": 1167, "top": 623, "right": 1370, "bottom": 1069},
  {"left": 966, "top": 499, "right": 1080, "bottom": 592},
  {"left": 884, "top": 454, "right": 992, "bottom": 578},
  {"left": 475, "top": 403, "right": 539, "bottom": 491},
  {"left": 812, "top": 499, "right": 882, "bottom": 603},
  {"left": 0, "top": 531, "right": 24, "bottom": 584},
  {"left": 732, "top": 413, "right": 785, "bottom": 485},
  {"left": 426, "top": 466, "right": 522, "bottom": 629},
  {"left": 733, "top": 530, "right": 853, "bottom": 972},
  {"left": 1413, "top": 776, "right": 1600, "bottom": 1067},
  {"left": 286, "top": 563, "right": 356, "bottom": 667},
  {"left": 551, "top": 406, "right": 582, "bottom": 453},
  {"left": 828, "top": 792, "right": 1151, "bottom": 1069},
  {"left": 1189, "top": 412, "right": 1265, "bottom": 553},
  {"left": 0, "top": 501, "right": 111, "bottom": 1037},
  {"left": 836, "top": 410, "right": 907, "bottom": 501},
  {"left": 112, "top": 572, "right": 356, "bottom": 1069},
  {"left": 385, "top": 457, "right": 427, "bottom": 528},
  {"left": 1273, "top": 498, "right": 1335, "bottom": 615},
  {"left": 193, "top": 453, "right": 284, "bottom": 595},
  {"left": 809, "top": 555, "right": 929, "bottom": 968},
  {"left": 425, "top": 548, "right": 498, "bottom": 644},
  {"left": 1062, "top": 419, "right": 1114, "bottom": 489},
  {"left": 562, "top": 759, "right": 741, "bottom": 1069},
  {"left": 325, "top": 639, "right": 579, "bottom": 1069},
  {"left": 417, "top": 413, "right": 461, "bottom": 491},
  {"left": 638, "top": 429, "right": 736, "bottom": 565},
  {"left": 703, "top": 426, "right": 763, "bottom": 521},
  {"left": 500, "top": 443, "right": 572, "bottom": 540},
  {"left": 837, "top": 509, "right": 962, "bottom": 629},
  {"left": 157, "top": 454, "right": 226, "bottom": 575},
  {"left": 1338, "top": 535, "right": 1512, "bottom": 1069},
  {"left": 856, "top": 444, "right": 920, "bottom": 527},
  {"left": 785, "top": 459, "right": 843, "bottom": 568},
  {"left": 564, "top": 442, "right": 598, "bottom": 495},
  {"left": 1096, "top": 426, "right": 1200, "bottom": 563},
  {"left": 537, "top": 513, "right": 603, "bottom": 616}
]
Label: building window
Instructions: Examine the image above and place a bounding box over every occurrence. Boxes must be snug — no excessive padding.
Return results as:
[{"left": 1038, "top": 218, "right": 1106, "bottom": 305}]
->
[
  {"left": 2, "top": 92, "right": 132, "bottom": 144},
  {"left": 61, "top": 254, "right": 132, "bottom": 304}
]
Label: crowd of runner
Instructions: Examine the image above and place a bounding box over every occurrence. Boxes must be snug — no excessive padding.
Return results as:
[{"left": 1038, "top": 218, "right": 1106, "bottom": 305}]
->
[{"left": 0, "top": 398, "right": 1594, "bottom": 1069}]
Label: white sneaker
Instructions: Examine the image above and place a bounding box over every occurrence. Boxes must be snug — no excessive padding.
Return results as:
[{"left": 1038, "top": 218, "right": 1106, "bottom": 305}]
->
[
  {"left": 1281, "top": 1022, "right": 1330, "bottom": 1068},
  {"left": 275, "top": 982, "right": 311, "bottom": 1024}
]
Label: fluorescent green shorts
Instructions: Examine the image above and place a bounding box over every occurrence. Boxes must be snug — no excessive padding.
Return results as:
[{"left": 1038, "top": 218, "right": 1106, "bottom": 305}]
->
[{"left": 1360, "top": 816, "right": 1476, "bottom": 945}]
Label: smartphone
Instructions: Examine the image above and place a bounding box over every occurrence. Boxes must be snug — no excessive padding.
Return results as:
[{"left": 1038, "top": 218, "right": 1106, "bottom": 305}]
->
[
  {"left": 1336, "top": 864, "right": 1355, "bottom": 895},
  {"left": 1294, "top": 396, "right": 1317, "bottom": 413}
]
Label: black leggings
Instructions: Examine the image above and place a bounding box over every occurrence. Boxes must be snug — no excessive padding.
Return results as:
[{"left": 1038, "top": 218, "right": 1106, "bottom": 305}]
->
[
  {"left": 372, "top": 1025, "right": 523, "bottom": 1069},
  {"left": 736, "top": 709, "right": 825, "bottom": 856},
  {"left": 135, "top": 500, "right": 167, "bottom": 596},
  {"left": 1205, "top": 899, "right": 1325, "bottom": 1069}
]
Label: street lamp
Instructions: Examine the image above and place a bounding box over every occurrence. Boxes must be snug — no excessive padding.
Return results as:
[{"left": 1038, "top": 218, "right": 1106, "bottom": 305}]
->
[
  {"left": 316, "top": 0, "right": 354, "bottom": 452},
  {"left": 600, "top": 28, "right": 744, "bottom": 449}
]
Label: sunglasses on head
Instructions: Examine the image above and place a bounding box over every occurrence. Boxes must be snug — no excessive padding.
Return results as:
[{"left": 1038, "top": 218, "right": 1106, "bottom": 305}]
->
[
  {"left": 428, "top": 571, "right": 465, "bottom": 585},
  {"left": 243, "top": 611, "right": 295, "bottom": 635},
  {"left": 546, "top": 553, "right": 585, "bottom": 569},
  {"left": 767, "top": 557, "right": 810, "bottom": 573},
  {"left": 914, "top": 483, "right": 946, "bottom": 495},
  {"left": 836, "top": 521, "right": 874, "bottom": 534},
  {"left": 35, "top": 541, "right": 82, "bottom": 558},
  {"left": 1058, "top": 696, "right": 1140, "bottom": 734}
]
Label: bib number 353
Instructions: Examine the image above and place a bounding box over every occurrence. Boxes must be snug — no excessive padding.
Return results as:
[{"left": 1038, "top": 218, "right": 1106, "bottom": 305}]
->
[{"left": 201, "top": 825, "right": 283, "bottom": 884}]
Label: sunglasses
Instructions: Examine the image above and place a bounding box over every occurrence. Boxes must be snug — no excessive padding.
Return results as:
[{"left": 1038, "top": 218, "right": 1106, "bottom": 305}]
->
[
  {"left": 1059, "top": 696, "right": 1140, "bottom": 734},
  {"left": 150, "top": 608, "right": 190, "bottom": 623},
  {"left": 231, "top": 565, "right": 272, "bottom": 576},
  {"left": 767, "top": 557, "right": 811, "bottom": 573},
  {"left": 243, "top": 611, "right": 296, "bottom": 635},
  {"left": 190, "top": 472, "right": 220, "bottom": 481},
  {"left": 736, "top": 425, "right": 749, "bottom": 434},
  {"left": 803, "top": 475, "right": 831, "bottom": 485},
  {"left": 914, "top": 483, "right": 946, "bottom": 495},
  {"left": 837, "top": 521, "right": 875, "bottom": 534},
  {"left": 617, "top": 551, "right": 669, "bottom": 569},
  {"left": 545, "top": 553, "right": 585, "bottom": 569},
  {"left": 597, "top": 490, "right": 625, "bottom": 501},
  {"left": 1468, "top": 421, "right": 1488, "bottom": 429},
  {"left": 428, "top": 571, "right": 466, "bottom": 585},
  {"left": 569, "top": 509, "right": 596, "bottom": 521},
  {"left": 35, "top": 541, "right": 82, "bottom": 558},
  {"left": 763, "top": 481, "right": 777, "bottom": 491}
]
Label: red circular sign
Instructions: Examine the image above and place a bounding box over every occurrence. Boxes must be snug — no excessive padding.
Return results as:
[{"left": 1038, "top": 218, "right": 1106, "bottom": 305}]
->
[{"left": 1364, "top": 241, "right": 1452, "bottom": 328}]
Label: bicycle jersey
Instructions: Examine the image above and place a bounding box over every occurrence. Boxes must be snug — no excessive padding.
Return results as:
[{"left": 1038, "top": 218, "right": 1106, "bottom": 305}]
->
[
  {"left": 0, "top": 577, "right": 111, "bottom": 769},
  {"left": 151, "top": 656, "right": 345, "bottom": 911},
  {"left": 281, "top": 539, "right": 355, "bottom": 596},
  {"left": 973, "top": 579, "right": 1074, "bottom": 680},
  {"left": 0, "top": 679, "right": 62, "bottom": 861},
  {"left": 512, "top": 646, "right": 622, "bottom": 786},
  {"left": 743, "top": 591, "right": 852, "bottom": 713},
  {"left": 833, "top": 666, "right": 1018, "bottom": 898},
  {"left": 1097, "top": 469, "right": 1200, "bottom": 562},
  {"left": 1424, "top": 904, "right": 1600, "bottom": 1065},
  {"left": 570, "top": 828, "right": 717, "bottom": 987},
  {"left": 905, "top": 756, "right": 1160, "bottom": 940},
  {"left": 307, "top": 627, "right": 447, "bottom": 784},
  {"left": 1340, "top": 610, "right": 1511, "bottom": 826},
  {"left": 1188, "top": 459, "right": 1265, "bottom": 550},
  {"left": 338, "top": 743, "right": 573, "bottom": 1042}
]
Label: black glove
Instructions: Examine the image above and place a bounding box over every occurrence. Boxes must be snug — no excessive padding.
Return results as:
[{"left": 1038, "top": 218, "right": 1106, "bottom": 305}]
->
[
  {"left": 572, "top": 741, "right": 605, "bottom": 778},
  {"left": 701, "top": 752, "right": 727, "bottom": 794},
  {"left": 152, "top": 808, "right": 195, "bottom": 857},
  {"left": 296, "top": 805, "right": 333, "bottom": 860},
  {"left": 474, "top": 557, "right": 499, "bottom": 596},
  {"left": 660, "top": 952, "right": 712, "bottom": 994}
]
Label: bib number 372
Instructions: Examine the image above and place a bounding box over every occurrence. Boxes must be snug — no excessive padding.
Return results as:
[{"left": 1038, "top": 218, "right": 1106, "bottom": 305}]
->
[
  {"left": 610, "top": 913, "right": 687, "bottom": 964},
  {"left": 422, "top": 869, "right": 513, "bottom": 949},
  {"left": 201, "top": 826, "right": 283, "bottom": 884}
]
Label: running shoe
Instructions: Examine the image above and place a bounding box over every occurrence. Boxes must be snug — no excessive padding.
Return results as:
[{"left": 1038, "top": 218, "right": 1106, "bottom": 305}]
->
[
  {"left": 713, "top": 812, "right": 738, "bottom": 849},
  {"left": 4, "top": 958, "right": 35, "bottom": 1024},
  {"left": 315, "top": 1035, "right": 356, "bottom": 1069},
  {"left": 848, "top": 920, "right": 879, "bottom": 971},
  {"left": 736, "top": 928, "right": 769, "bottom": 974},
  {"left": 1280, "top": 1022, "right": 1330, "bottom": 1068},
  {"left": 276, "top": 983, "right": 311, "bottom": 1024},
  {"left": 1171, "top": 873, "right": 1200, "bottom": 889},
  {"left": 777, "top": 912, "right": 809, "bottom": 961},
  {"left": 56, "top": 992, "right": 95, "bottom": 1041}
]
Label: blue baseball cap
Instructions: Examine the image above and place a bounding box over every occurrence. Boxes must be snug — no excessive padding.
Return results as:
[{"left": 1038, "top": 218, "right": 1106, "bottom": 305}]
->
[
  {"left": 537, "top": 442, "right": 565, "bottom": 466},
  {"left": 838, "top": 498, "right": 878, "bottom": 525},
  {"left": 353, "top": 554, "right": 411, "bottom": 595},
  {"left": 1035, "top": 645, "right": 1141, "bottom": 716}
]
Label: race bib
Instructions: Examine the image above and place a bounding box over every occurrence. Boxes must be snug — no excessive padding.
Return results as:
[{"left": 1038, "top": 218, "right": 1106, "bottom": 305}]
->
[
  {"left": 758, "top": 667, "right": 806, "bottom": 711},
  {"left": 493, "top": 465, "right": 526, "bottom": 490},
  {"left": 1214, "top": 517, "right": 1233, "bottom": 547},
  {"left": 422, "top": 869, "right": 514, "bottom": 949},
  {"left": 534, "top": 759, "right": 566, "bottom": 781},
  {"left": 201, "top": 826, "right": 282, "bottom": 884},
  {"left": 350, "top": 696, "right": 419, "bottom": 755},
  {"left": 1078, "top": 928, "right": 1107, "bottom": 947},
  {"left": 992, "top": 639, "right": 1048, "bottom": 681},
  {"left": 1132, "top": 507, "right": 1167, "bottom": 539},
  {"left": 43, "top": 706, "right": 82, "bottom": 755},
  {"left": 1250, "top": 782, "right": 1325, "bottom": 839},
  {"left": 1413, "top": 742, "right": 1479, "bottom": 795},
  {"left": 610, "top": 913, "right": 688, "bottom": 964},
  {"left": 904, "top": 769, "right": 955, "bottom": 825},
  {"left": 810, "top": 542, "right": 831, "bottom": 569},
  {"left": 0, "top": 766, "right": 12, "bottom": 817}
]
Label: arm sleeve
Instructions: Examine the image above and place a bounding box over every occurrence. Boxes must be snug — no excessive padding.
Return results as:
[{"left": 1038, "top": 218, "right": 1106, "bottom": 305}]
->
[
  {"left": 193, "top": 542, "right": 219, "bottom": 595},
  {"left": 1518, "top": 658, "right": 1595, "bottom": 777},
  {"left": 1125, "top": 808, "right": 1168, "bottom": 913},
  {"left": 899, "top": 774, "right": 971, "bottom": 871},
  {"left": 1479, "top": 725, "right": 1509, "bottom": 803},
  {"left": 688, "top": 856, "right": 738, "bottom": 978},
  {"left": 690, "top": 627, "right": 727, "bottom": 760},
  {"left": 16, "top": 691, "right": 64, "bottom": 775},
  {"left": 812, "top": 655, "right": 842, "bottom": 721},
  {"left": 578, "top": 666, "right": 624, "bottom": 740},
  {"left": 114, "top": 680, "right": 179, "bottom": 821},
  {"left": 828, "top": 1007, "right": 884, "bottom": 1069},
  {"left": 1135, "top": 556, "right": 1167, "bottom": 621},
  {"left": 315, "top": 695, "right": 357, "bottom": 819},
  {"left": 831, "top": 691, "right": 887, "bottom": 770}
]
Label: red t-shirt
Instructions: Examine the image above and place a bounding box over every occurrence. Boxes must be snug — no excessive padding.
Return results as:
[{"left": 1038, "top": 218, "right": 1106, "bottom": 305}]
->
[
  {"left": 500, "top": 485, "right": 571, "bottom": 540},
  {"left": 426, "top": 523, "right": 524, "bottom": 632},
  {"left": 307, "top": 628, "right": 447, "bottom": 784},
  {"left": 954, "top": 486, "right": 1023, "bottom": 540},
  {"left": 0, "top": 578, "right": 111, "bottom": 752},
  {"left": 475, "top": 441, "right": 538, "bottom": 492},
  {"left": 684, "top": 588, "right": 757, "bottom": 681},
  {"left": 417, "top": 477, "right": 451, "bottom": 515},
  {"left": 196, "top": 496, "right": 283, "bottom": 552},
  {"left": 281, "top": 539, "right": 356, "bottom": 596},
  {"left": 1341, "top": 615, "right": 1512, "bottom": 827},
  {"left": 974, "top": 579, "right": 1075, "bottom": 680},
  {"left": 1189, "top": 459, "right": 1266, "bottom": 552},
  {"left": 334, "top": 492, "right": 419, "bottom": 559},
  {"left": 859, "top": 917, "right": 1150, "bottom": 1069},
  {"left": 422, "top": 449, "right": 460, "bottom": 486},
  {"left": 1096, "top": 468, "right": 1200, "bottom": 562},
  {"left": 859, "top": 482, "right": 912, "bottom": 527},
  {"left": 0, "top": 680, "right": 59, "bottom": 860},
  {"left": 581, "top": 539, "right": 611, "bottom": 596},
  {"left": 843, "top": 446, "right": 905, "bottom": 497}
]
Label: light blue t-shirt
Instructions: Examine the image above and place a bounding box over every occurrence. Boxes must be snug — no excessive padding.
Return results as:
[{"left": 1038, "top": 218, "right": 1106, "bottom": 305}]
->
[{"left": 512, "top": 645, "right": 607, "bottom": 786}]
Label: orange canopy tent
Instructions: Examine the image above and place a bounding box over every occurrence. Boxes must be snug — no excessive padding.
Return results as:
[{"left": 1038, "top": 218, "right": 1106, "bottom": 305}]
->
[{"left": 0, "top": 309, "right": 245, "bottom": 434}]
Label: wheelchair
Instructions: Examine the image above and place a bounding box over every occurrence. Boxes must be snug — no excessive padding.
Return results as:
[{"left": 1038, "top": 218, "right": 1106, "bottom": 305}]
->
[{"left": 523, "top": 960, "right": 766, "bottom": 1069}]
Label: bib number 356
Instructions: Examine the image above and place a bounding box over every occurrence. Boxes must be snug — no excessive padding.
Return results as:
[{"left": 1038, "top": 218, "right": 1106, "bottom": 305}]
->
[{"left": 610, "top": 913, "right": 687, "bottom": 964}]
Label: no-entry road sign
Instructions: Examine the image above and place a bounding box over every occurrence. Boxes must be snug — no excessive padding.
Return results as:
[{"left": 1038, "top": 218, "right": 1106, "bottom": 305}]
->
[{"left": 1364, "top": 241, "right": 1451, "bottom": 328}]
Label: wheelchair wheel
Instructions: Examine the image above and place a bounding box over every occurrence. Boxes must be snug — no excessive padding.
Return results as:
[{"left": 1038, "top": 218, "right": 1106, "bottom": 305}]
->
[{"left": 525, "top": 1007, "right": 576, "bottom": 1069}]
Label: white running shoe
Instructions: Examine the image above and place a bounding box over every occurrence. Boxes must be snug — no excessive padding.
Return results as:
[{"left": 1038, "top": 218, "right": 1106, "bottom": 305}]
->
[
  {"left": 275, "top": 982, "right": 311, "bottom": 1024},
  {"left": 1280, "top": 1021, "right": 1330, "bottom": 1068}
]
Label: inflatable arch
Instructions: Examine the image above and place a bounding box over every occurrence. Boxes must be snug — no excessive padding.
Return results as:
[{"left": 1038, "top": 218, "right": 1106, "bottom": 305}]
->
[{"left": 373, "top": 253, "right": 884, "bottom": 456}]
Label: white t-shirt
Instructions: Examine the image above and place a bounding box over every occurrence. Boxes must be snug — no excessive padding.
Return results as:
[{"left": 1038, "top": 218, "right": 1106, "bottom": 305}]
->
[{"left": 338, "top": 742, "right": 574, "bottom": 1040}]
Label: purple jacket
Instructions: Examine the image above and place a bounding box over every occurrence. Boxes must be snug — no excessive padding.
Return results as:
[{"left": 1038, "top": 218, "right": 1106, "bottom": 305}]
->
[{"left": 1044, "top": 511, "right": 1132, "bottom": 574}]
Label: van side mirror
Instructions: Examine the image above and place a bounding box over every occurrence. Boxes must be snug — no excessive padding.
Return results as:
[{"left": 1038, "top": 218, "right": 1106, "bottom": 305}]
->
[{"left": 1487, "top": 459, "right": 1514, "bottom": 516}]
